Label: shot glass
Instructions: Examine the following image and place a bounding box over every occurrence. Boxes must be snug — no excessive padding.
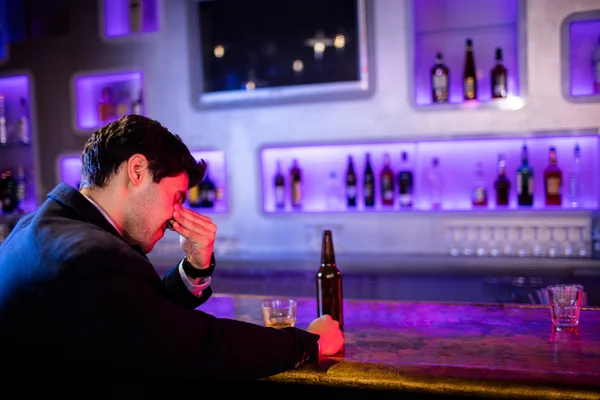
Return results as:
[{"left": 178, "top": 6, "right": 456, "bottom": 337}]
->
[
  {"left": 261, "top": 299, "right": 297, "bottom": 329},
  {"left": 547, "top": 284, "right": 584, "bottom": 328}
]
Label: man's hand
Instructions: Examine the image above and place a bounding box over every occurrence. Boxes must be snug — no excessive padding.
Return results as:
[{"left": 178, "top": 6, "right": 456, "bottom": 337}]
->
[
  {"left": 171, "top": 203, "right": 217, "bottom": 270},
  {"left": 307, "top": 315, "right": 344, "bottom": 356}
]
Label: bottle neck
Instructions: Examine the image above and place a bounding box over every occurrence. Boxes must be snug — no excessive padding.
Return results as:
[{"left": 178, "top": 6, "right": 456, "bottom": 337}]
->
[{"left": 320, "top": 232, "right": 336, "bottom": 266}]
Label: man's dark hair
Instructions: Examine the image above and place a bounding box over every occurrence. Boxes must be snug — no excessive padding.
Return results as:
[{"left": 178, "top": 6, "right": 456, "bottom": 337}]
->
[{"left": 80, "top": 115, "right": 205, "bottom": 189}]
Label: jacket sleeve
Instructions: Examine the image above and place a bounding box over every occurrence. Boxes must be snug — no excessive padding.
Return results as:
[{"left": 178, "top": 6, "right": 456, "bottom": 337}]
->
[
  {"left": 162, "top": 261, "right": 212, "bottom": 309},
  {"left": 69, "top": 251, "right": 320, "bottom": 380}
]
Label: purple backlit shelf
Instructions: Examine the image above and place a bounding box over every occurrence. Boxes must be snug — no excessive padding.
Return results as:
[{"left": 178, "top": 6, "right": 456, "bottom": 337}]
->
[
  {"left": 0, "top": 73, "right": 38, "bottom": 213},
  {"left": 72, "top": 70, "right": 145, "bottom": 132},
  {"left": 56, "top": 149, "right": 228, "bottom": 213},
  {"left": 260, "top": 132, "right": 600, "bottom": 214},
  {"left": 101, "top": 0, "right": 161, "bottom": 39},
  {"left": 561, "top": 10, "right": 600, "bottom": 103},
  {"left": 407, "top": 0, "right": 526, "bottom": 110}
]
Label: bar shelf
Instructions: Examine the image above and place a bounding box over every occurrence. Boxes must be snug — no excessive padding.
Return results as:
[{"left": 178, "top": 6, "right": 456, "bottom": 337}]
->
[
  {"left": 0, "top": 73, "right": 38, "bottom": 214},
  {"left": 407, "top": 0, "right": 527, "bottom": 110},
  {"left": 560, "top": 10, "right": 600, "bottom": 104},
  {"left": 259, "top": 131, "right": 600, "bottom": 214},
  {"left": 56, "top": 149, "right": 229, "bottom": 214},
  {"left": 100, "top": 0, "right": 161, "bottom": 40},
  {"left": 71, "top": 70, "right": 145, "bottom": 133}
]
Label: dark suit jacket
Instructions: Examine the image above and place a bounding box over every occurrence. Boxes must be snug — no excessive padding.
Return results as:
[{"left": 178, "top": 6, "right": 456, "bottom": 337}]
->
[{"left": 0, "top": 183, "right": 318, "bottom": 382}]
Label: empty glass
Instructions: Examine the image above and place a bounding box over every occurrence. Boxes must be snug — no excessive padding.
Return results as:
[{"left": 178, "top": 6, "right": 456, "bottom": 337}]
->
[
  {"left": 261, "top": 299, "right": 297, "bottom": 329},
  {"left": 547, "top": 284, "right": 584, "bottom": 328}
]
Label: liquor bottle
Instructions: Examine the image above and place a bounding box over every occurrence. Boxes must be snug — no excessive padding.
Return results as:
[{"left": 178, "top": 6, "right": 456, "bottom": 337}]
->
[
  {"left": 187, "top": 183, "right": 201, "bottom": 208},
  {"left": 97, "top": 87, "right": 115, "bottom": 125},
  {"left": 274, "top": 160, "right": 285, "bottom": 209},
  {"left": 380, "top": 153, "right": 395, "bottom": 207},
  {"left": 397, "top": 151, "right": 413, "bottom": 208},
  {"left": 471, "top": 162, "right": 488, "bottom": 207},
  {"left": 431, "top": 52, "right": 449, "bottom": 103},
  {"left": 15, "top": 165, "right": 26, "bottom": 212},
  {"left": 516, "top": 142, "right": 534, "bottom": 207},
  {"left": 0, "top": 95, "right": 7, "bottom": 145},
  {"left": 463, "top": 38, "right": 477, "bottom": 101},
  {"left": 115, "top": 90, "right": 130, "bottom": 118},
  {"left": 494, "top": 154, "right": 510, "bottom": 207},
  {"left": 290, "top": 159, "right": 302, "bottom": 208},
  {"left": 491, "top": 48, "right": 507, "bottom": 99},
  {"left": 594, "top": 35, "right": 600, "bottom": 94},
  {"left": 363, "top": 153, "right": 375, "bottom": 207},
  {"left": 544, "top": 146, "right": 562, "bottom": 206},
  {"left": 198, "top": 163, "right": 217, "bottom": 208},
  {"left": 0, "top": 168, "right": 16, "bottom": 214},
  {"left": 428, "top": 157, "right": 443, "bottom": 209},
  {"left": 568, "top": 143, "right": 582, "bottom": 208},
  {"left": 316, "top": 229, "right": 343, "bottom": 329},
  {"left": 129, "top": 0, "right": 144, "bottom": 33},
  {"left": 345, "top": 155, "right": 357, "bottom": 208},
  {"left": 132, "top": 89, "right": 143, "bottom": 115},
  {"left": 17, "top": 98, "right": 29, "bottom": 144}
]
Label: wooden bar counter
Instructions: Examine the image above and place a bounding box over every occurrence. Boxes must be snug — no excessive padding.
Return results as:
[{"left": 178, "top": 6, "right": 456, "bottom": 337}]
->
[{"left": 198, "top": 294, "right": 600, "bottom": 399}]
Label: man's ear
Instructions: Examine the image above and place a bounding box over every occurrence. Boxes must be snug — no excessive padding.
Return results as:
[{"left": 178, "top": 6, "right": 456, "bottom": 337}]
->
[{"left": 127, "top": 154, "right": 149, "bottom": 187}]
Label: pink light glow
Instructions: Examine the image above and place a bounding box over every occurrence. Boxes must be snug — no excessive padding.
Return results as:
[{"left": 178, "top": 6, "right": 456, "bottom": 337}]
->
[
  {"left": 260, "top": 135, "right": 599, "bottom": 213},
  {"left": 74, "top": 71, "right": 144, "bottom": 131},
  {"left": 58, "top": 150, "right": 228, "bottom": 213}
]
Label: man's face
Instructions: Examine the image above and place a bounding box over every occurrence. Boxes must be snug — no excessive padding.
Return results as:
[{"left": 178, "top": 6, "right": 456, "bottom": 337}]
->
[{"left": 123, "top": 172, "right": 189, "bottom": 253}]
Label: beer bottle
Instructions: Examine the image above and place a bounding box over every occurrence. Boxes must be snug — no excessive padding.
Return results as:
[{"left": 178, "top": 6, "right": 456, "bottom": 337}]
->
[{"left": 316, "top": 230, "right": 343, "bottom": 329}]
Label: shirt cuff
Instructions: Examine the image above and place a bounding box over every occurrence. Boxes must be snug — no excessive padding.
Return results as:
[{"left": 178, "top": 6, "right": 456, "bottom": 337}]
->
[{"left": 178, "top": 260, "right": 211, "bottom": 297}]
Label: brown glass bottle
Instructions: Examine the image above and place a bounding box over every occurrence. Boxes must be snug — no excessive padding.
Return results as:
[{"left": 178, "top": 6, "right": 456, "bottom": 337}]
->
[
  {"left": 290, "top": 159, "right": 302, "bottom": 208},
  {"left": 544, "top": 147, "right": 562, "bottom": 206},
  {"left": 431, "top": 52, "right": 449, "bottom": 103},
  {"left": 491, "top": 48, "right": 507, "bottom": 99},
  {"left": 316, "top": 230, "right": 343, "bottom": 329},
  {"left": 463, "top": 38, "right": 477, "bottom": 101}
]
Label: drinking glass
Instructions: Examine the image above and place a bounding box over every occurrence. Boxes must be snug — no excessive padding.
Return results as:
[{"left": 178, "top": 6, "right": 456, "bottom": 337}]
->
[
  {"left": 547, "top": 284, "right": 583, "bottom": 328},
  {"left": 261, "top": 299, "right": 297, "bottom": 329}
]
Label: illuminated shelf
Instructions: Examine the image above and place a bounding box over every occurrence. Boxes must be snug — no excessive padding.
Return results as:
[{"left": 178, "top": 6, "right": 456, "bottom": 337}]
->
[
  {"left": 560, "top": 10, "right": 600, "bottom": 103},
  {"left": 0, "top": 73, "right": 38, "bottom": 213},
  {"left": 100, "top": 0, "right": 161, "bottom": 39},
  {"left": 71, "top": 70, "right": 145, "bottom": 132},
  {"left": 407, "top": 0, "right": 527, "bottom": 110},
  {"left": 259, "top": 131, "right": 600, "bottom": 214},
  {"left": 56, "top": 149, "right": 229, "bottom": 214}
]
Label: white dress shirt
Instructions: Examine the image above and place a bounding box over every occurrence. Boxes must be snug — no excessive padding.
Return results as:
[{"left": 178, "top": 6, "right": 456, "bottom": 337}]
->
[{"left": 82, "top": 194, "right": 211, "bottom": 297}]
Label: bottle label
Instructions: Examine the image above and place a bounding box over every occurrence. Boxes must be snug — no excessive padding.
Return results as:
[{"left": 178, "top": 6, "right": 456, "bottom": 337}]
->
[
  {"left": 464, "top": 77, "right": 476, "bottom": 99},
  {"left": 292, "top": 182, "right": 301, "bottom": 205},
  {"left": 0, "top": 117, "right": 7, "bottom": 144},
  {"left": 346, "top": 185, "right": 356, "bottom": 198},
  {"left": 546, "top": 177, "right": 561, "bottom": 195},
  {"left": 493, "top": 75, "right": 506, "bottom": 97},
  {"left": 275, "top": 187, "right": 285, "bottom": 205},
  {"left": 432, "top": 74, "right": 447, "bottom": 90},
  {"left": 399, "top": 194, "right": 412, "bottom": 206},
  {"left": 472, "top": 187, "right": 487, "bottom": 203},
  {"left": 364, "top": 183, "right": 373, "bottom": 197}
]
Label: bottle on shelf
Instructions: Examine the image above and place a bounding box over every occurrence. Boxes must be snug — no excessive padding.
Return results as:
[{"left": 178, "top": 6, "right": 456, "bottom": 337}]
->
[
  {"left": 516, "top": 142, "right": 534, "bottom": 207},
  {"left": 97, "top": 87, "right": 115, "bottom": 126},
  {"left": 316, "top": 229, "right": 343, "bottom": 329},
  {"left": 274, "top": 160, "right": 285, "bottom": 210},
  {"left": 568, "top": 143, "right": 582, "bottom": 208},
  {"left": 131, "top": 89, "right": 143, "bottom": 115},
  {"left": 380, "top": 153, "right": 395, "bottom": 207},
  {"left": 198, "top": 162, "right": 217, "bottom": 208},
  {"left": 544, "top": 146, "right": 562, "bottom": 206},
  {"left": 17, "top": 98, "right": 29, "bottom": 144},
  {"left": 115, "top": 90, "right": 130, "bottom": 118},
  {"left": 15, "top": 165, "right": 26, "bottom": 212},
  {"left": 363, "top": 153, "right": 374, "bottom": 207},
  {"left": 290, "top": 159, "right": 302, "bottom": 209},
  {"left": 491, "top": 48, "right": 507, "bottom": 99},
  {"left": 594, "top": 34, "right": 600, "bottom": 94},
  {"left": 463, "top": 38, "right": 477, "bottom": 101},
  {"left": 129, "top": 0, "right": 144, "bottom": 33},
  {"left": 431, "top": 51, "right": 449, "bottom": 103},
  {"left": 345, "top": 155, "right": 357, "bottom": 208},
  {"left": 471, "top": 162, "right": 488, "bottom": 207},
  {"left": 397, "top": 151, "right": 413, "bottom": 208},
  {"left": 0, "top": 168, "right": 17, "bottom": 214},
  {"left": 428, "top": 157, "right": 443, "bottom": 210},
  {"left": 494, "top": 154, "right": 510, "bottom": 207},
  {"left": 0, "top": 95, "right": 7, "bottom": 145}
]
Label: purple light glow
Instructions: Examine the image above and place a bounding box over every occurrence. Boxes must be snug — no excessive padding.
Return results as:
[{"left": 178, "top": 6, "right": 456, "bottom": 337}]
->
[
  {"left": 260, "top": 135, "right": 599, "bottom": 213},
  {"left": 104, "top": 0, "right": 160, "bottom": 38},
  {"left": 58, "top": 150, "right": 228, "bottom": 213},
  {"left": 413, "top": 0, "right": 520, "bottom": 105},
  {"left": 569, "top": 19, "right": 600, "bottom": 97},
  {"left": 74, "top": 71, "right": 144, "bottom": 131},
  {"left": 0, "top": 75, "right": 31, "bottom": 143}
]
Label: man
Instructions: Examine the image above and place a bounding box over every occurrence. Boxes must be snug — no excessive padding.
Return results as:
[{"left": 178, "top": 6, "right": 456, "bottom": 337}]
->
[{"left": 0, "top": 115, "right": 343, "bottom": 383}]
